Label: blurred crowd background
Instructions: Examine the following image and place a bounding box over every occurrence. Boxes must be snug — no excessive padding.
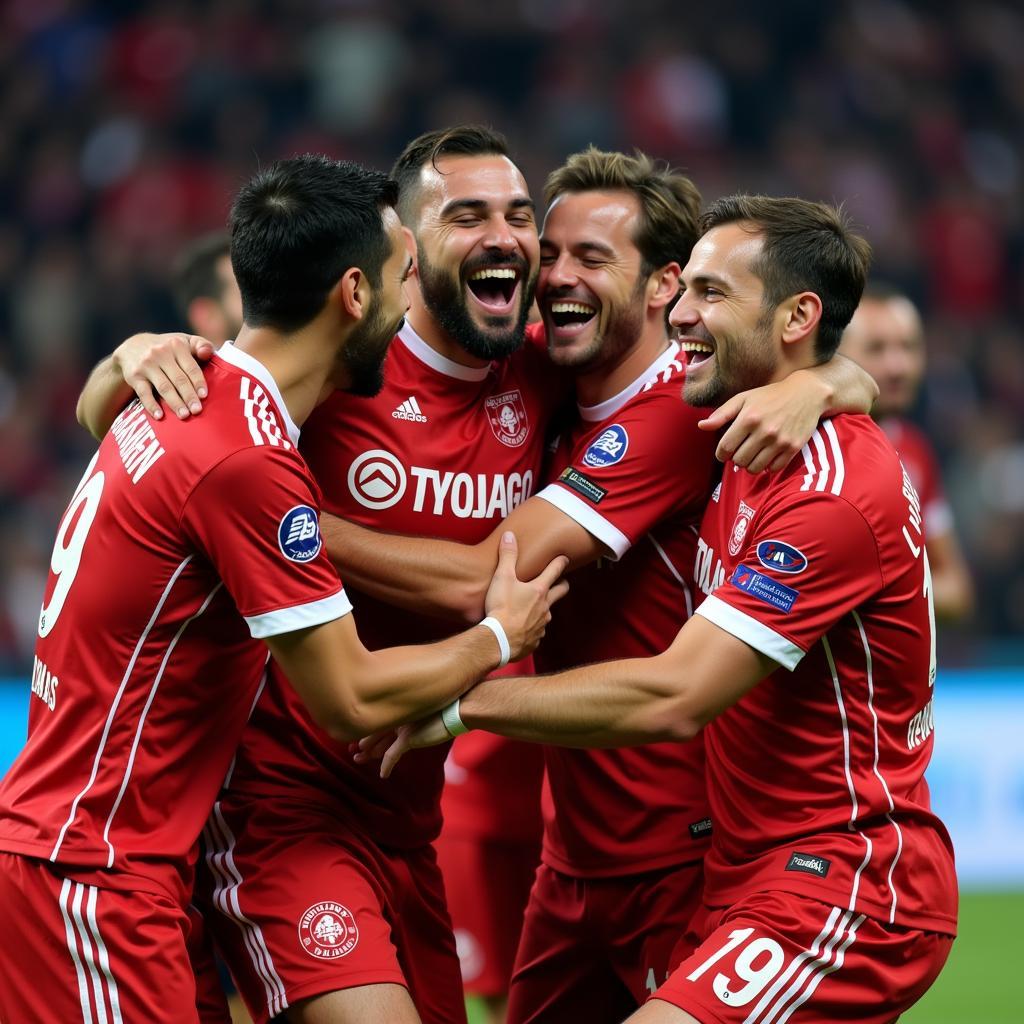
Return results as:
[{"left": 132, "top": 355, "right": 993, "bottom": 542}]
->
[{"left": 1, "top": 0, "right": 1022, "bottom": 673}]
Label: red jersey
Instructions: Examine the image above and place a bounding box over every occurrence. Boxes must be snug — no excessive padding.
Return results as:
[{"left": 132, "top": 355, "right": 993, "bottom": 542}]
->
[
  {"left": 0, "top": 345, "right": 349, "bottom": 902},
  {"left": 693, "top": 414, "right": 957, "bottom": 935},
  {"left": 223, "top": 322, "right": 568, "bottom": 847},
  {"left": 535, "top": 342, "right": 720, "bottom": 877},
  {"left": 879, "top": 417, "right": 953, "bottom": 539}
]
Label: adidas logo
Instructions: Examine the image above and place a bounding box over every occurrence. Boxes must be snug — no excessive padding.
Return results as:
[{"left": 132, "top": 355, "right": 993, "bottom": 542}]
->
[{"left": 392, "top": 396, "right": 427, "bottom": 422}]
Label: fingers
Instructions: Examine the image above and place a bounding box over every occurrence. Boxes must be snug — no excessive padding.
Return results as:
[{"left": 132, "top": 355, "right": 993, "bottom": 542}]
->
[
  {"left": 535, "top": 553, "right": 570, "bottom": 590},
  {"left": 548, "top": 579, "right": 571, "bottom": 605},
  {"left": 122, "top": 333, "right": 211, "bottom": 420},
  {"left": 494, "top": 530, "right": 518, "bottom": 573},
  {"left": 188, "top": 335, "right": 217, "bottom": 362},
  {"left": 697, "top": 394, "right": 741, "bottom": 434},
  {"left": 380, "top": 735, "right": 412, "bottom": 779}
]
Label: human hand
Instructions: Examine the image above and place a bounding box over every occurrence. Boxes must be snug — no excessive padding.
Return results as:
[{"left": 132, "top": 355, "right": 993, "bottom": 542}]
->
[
  {"left": 697, "top": 370, "right": 829, "bottom": 473},
  {"left": 370, "top": 716, "right": 452, "bottom": 778},
  {"left": 483, "top": 532, "right": 569, "bottom": 662},
  {"left": 112, "top": 332, "right": 215, "bottom": 421}
]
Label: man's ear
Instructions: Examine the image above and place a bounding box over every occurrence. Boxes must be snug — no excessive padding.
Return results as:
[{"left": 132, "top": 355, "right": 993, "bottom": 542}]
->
[
  {"left": 780, "top": 291, "right": 823, "bottom": 348},
  {"left": 648, "top": 262, "right": 682, "bottom": 311},
  {"left": 338, "top": 266, "right": 370, "bottom": 321}
]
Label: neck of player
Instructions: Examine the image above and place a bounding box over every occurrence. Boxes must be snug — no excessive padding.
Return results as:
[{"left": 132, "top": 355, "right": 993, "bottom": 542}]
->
[{"left": 574, "top": 321, "right": 673, "bottom": 408}]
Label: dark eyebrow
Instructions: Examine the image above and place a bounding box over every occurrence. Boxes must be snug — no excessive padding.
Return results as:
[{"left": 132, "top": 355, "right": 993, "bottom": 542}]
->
[
  {"left": 686, "top": 272, "right": 730, "bottom": 289},
  {"left": 539, "top": 237, "right": 616, "bottom": 259},
  {"left": 440, "top": 197, "right": 536, "bottom": 218}
]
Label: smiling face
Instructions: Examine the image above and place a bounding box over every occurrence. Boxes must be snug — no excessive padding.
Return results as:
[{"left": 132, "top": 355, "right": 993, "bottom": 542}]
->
[
  {"left": 671, "top": 221, "right": 782, "bottom": 407},
  {"left": 537, "top": 190, "right": 653, "bottom": 372},
  {"left": 412, "top": 154, "right": 539, "bottom": 360}
]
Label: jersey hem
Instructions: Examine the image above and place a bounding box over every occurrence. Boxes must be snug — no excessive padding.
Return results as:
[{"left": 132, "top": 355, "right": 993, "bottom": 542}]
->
[
  {"left": 696, "top": 595, "right": 804, "bottom": 669},
  {"left": 535, "top": 485, "right": 631, "bottom": 559},
  {"left": 244, "top": 587, "right": 352, "bottom": 638}
]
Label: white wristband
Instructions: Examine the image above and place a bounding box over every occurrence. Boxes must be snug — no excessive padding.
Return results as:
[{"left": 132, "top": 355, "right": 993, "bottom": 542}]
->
[
  {"left": 441, "top": 699, "right": 469, "bottom": 738},
  {"left": 478, "top": 616, "right": 511, "bottom": 668}
]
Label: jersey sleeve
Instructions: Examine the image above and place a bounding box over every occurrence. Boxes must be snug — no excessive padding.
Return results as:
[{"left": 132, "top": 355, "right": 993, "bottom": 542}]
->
[
  {"left": 536, "top": 391, "right": 718, "bottom": 558},
  {"left": 697, "top": 490, "right": 883, "bottom": 669},
  {"left": 180, "top": 447, "right": 352, "bottom": 638}
]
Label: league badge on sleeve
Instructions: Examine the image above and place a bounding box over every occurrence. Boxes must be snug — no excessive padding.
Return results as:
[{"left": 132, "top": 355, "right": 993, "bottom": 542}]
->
[
  {"left": 756, "top": 540, "right": 808, "bottom": 574},
  {"left": 582, "top": 424, "right": 629, "bottom": 468},
  {"left": 278, "top": 505, "right": 323, "bottom": 563}
]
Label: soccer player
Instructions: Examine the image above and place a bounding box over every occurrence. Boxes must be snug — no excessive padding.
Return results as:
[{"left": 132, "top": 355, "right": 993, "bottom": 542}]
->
[
  {"left": 380, "top": 196, "right": 958, "bottom": 1024},
  {"left": 78, "top": 135, "right": 871, "bottom": 1024},
  {"left": 336, "top": 152, "right": 878, "bottom": 1023},
  {"left": 0, "top": 154, "right": 564, "bottom": 1024},
  {"left": 840, "top": 284, "right": 974, "bottom": 620}
]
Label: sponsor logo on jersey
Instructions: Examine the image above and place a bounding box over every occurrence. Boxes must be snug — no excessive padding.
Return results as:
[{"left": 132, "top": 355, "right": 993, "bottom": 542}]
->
[
  {"left": 485, "top": 389, "right": 529, "bottom": 447},
  {"left": 582, "top": 424, "right": 629, "bottom": 468},
  {"left": 558, "top": 467, "right": 607, "bottom": 505},
  {"left": 755, "top": 540, "right": 808, "bottom": 574},
  {"left": 694, "top": 537, "right": 727, "bottom": 597},
  {"left": 711, "top": 482, "right": 721, "bottom": 503},
  {"left": 392, "top": 396, "right": 427, "bottom": 422},
  {"left": 688, "top": 817, "right": 713, "bottom": 840},
  {"left": 298, "top": 901, "right": 359, "bottom": 960},
  {"left": 347, "top": 448, "right": 534, "bottom": 519},
  {"left": 278, "top": 505, "right": 322, "bottom": 562},
  {"left": 785, "top": 852, "right": 831, "bottom": 878},
  {"left": 728, "top": 500, "right": 756, "bottom": 556},
  {"left": 729, "top": 564, "right": 799, "bottom": 613},
  {"left": 348, "top": 449, "right": 408, "bottom": 510},
  {"left": 30, "top": 655, "right": 58, "bottom": 711}
]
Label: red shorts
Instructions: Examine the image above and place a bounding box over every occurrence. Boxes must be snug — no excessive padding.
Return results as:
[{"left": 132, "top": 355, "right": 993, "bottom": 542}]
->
[
  {"left": 655, "top": 890, "right": 954, "bottom": 1024},
  {"left": 0, "top": 851, "right": 201, "bottom": 1023},
  {"left": 507, "top": 859, "right": 704, "bottom": 1023},
  {"left": 435, "top": 830, "right": 540, "bottom": 996},
  {"left": 196, "top": 798, "right": 465, "bottom": 1024}
]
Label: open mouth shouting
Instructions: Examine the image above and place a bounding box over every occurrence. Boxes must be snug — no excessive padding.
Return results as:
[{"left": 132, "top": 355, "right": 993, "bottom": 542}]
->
[
  {"left": 680, "top": 334, "right": 715, "bottom": 371},
  {"left": 465, "top": 261, "right": 527, "bottom": 319}
]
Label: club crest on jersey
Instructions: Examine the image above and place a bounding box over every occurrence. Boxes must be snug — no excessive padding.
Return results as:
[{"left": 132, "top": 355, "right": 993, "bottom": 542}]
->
[
  {"left": 278, "top": 505, "right": 322, "bottom": 562},
  {"left": 298, "top": 901, "right": 359, "bottom": 960},
  {"left": 485, "top": 389, "right": 529, "bottom": 448},
  {"left": 756, "top": 540, "right": 808, "bottom": 574},
  {"left": 582, "top": 424, "right": 629, "bottom": 468},
  {"left": 728, "top": 501, "right": 756, "bottom": 556}
]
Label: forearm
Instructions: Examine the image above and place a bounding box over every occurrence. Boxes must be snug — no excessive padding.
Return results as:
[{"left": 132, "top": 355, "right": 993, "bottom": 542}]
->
[
  {"left": 458, "top": 654, "right": 698, "bottom": 748},
  {"left": 350, "top": 624, "right": 505, "bottom": 734},
  {"left": 77, "top": 355, "right": 134, "bottom": 439},
  {"left": 321, "top": 513, "right": 491, "bottom": 622},
  {"left": 803, "top": 353, "right": 878, "bottom": 415}
]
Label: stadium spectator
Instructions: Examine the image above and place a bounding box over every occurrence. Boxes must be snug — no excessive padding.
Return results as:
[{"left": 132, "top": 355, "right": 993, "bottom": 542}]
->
[
  {"left": 379, "top": 195, "right": 958, "bottom": 1024},
  {"left": 841, "top": 284, "right": 975, "bottom": 621},
  {"left": 0, "top": 154, "right": 565, "bottom": 1024}
]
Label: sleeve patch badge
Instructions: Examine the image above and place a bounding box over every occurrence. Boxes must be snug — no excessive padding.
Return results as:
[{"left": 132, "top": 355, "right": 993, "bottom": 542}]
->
[
  {"left": 755, "top": 539, "right": 808, "bottom": 574},
  {"left": 558, "top": 467, "right": 608, "bottom": 505},
  {"left": 729, "top": 564, "right": 799, "bottom": 613},
  {"left": 582, "top": 424, "right": 629, "bottom": 468},
  {"left": 278, "top": 504, "right": 323, "bottom": 563}
]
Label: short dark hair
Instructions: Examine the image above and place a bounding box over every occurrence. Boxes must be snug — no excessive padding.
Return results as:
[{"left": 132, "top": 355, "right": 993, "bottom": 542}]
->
[
  {"left": 701, "top": 196, "right": 872, "bottom": 359},
  {"left": 544, "top": 147, "right": 702, "bottom": 276},
  {"left": 230, "top": 154, "right": 398, "bottom": 332},
  {"left": 171, "top": 232, "right": 230, "bottom": 320},
  {"left": 390, "top": 125, "right": 510, "bottom": 227}
]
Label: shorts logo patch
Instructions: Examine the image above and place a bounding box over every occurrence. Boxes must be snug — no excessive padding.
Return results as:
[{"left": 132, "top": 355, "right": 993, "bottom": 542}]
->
[
  {"left": 298, "top": 901, "right": 359, "bottom": 959},
  {"left": 689, "top": 817, "right": 713, "bottom": 840},
  {"left": 728, "top": 501, "right": 756, "bottom": 557},
  {"left": 348, "top": 449, "right": 407, "bottom": 510},
  {"left": 278, "top": 505, "right": 322, "bottom": 563},
  {"left": 558, "top": 467, "right": 607, "bottom": 505},
  {"left": 756, "top": 540, "right": 808, "bottom": 574},
  {"left": 485, "top": 389, "right": 530, "bottom": 448},
  {"left": 786, "top": 852, "right": 831, "bottom": 878},
  {"left": 582, "top": 424, "right": 628, "bottom": 468},
  {"left": 729, "top": 564, "right": 799, "bottom": 613}
]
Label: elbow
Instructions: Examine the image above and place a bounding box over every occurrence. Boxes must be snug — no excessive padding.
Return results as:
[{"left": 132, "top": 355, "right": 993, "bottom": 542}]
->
[
  {"left": 317, "top": 701, "right": 377, "bottom": 744},
  {"left": 662, "top": 714, "right": 704, "bottom": 744}
]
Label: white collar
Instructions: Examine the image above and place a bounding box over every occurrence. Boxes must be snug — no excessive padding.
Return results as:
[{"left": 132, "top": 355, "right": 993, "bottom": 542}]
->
[
  {"left": 215, "top": 341, "right": 301, "bottom": 447},
  {"left": 398, "top": 321, "right": 491, "bottom": 382},
  {"left": 577, "top": 342, "right": 682, "bottom": 422}
]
